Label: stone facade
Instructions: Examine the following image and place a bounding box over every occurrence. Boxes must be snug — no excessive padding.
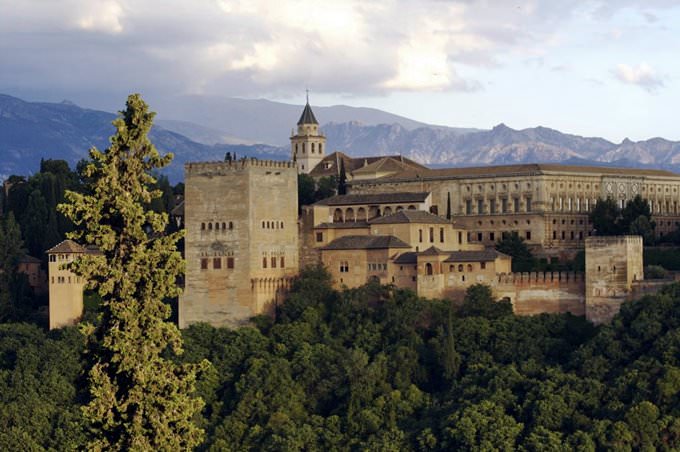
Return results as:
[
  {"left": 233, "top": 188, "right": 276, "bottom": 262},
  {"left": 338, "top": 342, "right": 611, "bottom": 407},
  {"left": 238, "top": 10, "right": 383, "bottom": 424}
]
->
[
  {"left": 585, "top": 235, "right": 643, "bottom": 324},
  {"left": 348, "top": 164, "right": 680, "bottom": 258},
  {"left": 47, "top": 240, "right": 87, "bottom": 330},
  {"left": 179, "top": 159, "right": 299, "bottom": 328}
]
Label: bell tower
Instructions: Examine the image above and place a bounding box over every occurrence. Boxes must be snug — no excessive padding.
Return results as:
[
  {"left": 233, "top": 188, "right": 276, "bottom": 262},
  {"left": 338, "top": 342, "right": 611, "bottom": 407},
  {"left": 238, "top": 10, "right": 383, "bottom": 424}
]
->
[{"left": 290, "top": 92, "right": 326, "bottom": 174}]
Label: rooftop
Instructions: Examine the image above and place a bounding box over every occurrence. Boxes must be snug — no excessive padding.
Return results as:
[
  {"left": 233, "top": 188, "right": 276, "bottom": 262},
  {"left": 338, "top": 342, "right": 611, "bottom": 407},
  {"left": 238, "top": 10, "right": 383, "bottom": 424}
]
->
[
  {"left": 321, "top": 235, "right": 411, "bottom": 250},
  {"left": 369, "top": 210, "right": 451, "bottom": 225},
  {"left": 297, "top": 102, "right": 318, "bottom": 125},
  {"left": 443, "top": 249, "right": 510, "bottom": 263},
  {"left": 315, "top": 191, "right": 430, "bottom": 206},
  {"left": 315, "top": 221, "right": 370, "bottom": 229},
  {"left": 46, "top": 239, "right": 86, "bottom": 254}
]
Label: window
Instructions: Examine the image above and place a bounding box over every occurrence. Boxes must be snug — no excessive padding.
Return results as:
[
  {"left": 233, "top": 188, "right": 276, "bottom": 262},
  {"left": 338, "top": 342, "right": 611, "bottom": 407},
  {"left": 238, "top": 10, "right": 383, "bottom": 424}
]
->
[
  {"left": 271, "top": 257, "right": 277, "bottom": 268},
  {"left": 429, "top": 227, "right": 434, "bottom": 243},
  {"left": 213, "top": 258, "right": 221, "bottom": 269},
  {"left": 215, "top": 222, "right": 219, "bottom": 230},
  {"left": 458, "top": 264, "right": 463, "bottom": 272},
  {"left": 481, "top": 262, "right": 486, "bottom": 269},
  {"left": 316, "top": 232, "right": 323, "bottom": 242},
  {"left": 201, "top": 223, "right": 206, "bottom": 230},
  {"left": 419, "top": 229, "right": 423, "bottom": 242},
  {"left": 553, "top": 231, "right": 557, "bottom": 240},
  {"left": 458, "top": 231, "right": 463, "bottom": 244},
  {"left": 49, "top": 255, "right": 56, "bottom": 262},
  {"left": 200, "top": 258, "right": 208, "bottom": 270},
  {"left": 465, "top": 200, "right": 472, "bottom": 215},
  {"left": 227, "top": 257, "right": 234, "bottom": 269},
  {"left": 526, "top": 231, "right": 531, "bottom": 240},
  {"left": 208, "top": 223, "right": 212, "bottom": 230},
  {"left": 280, "top": 256, "right": 285, "bottom": 268},
  {"left": 221, "top": 222, "right": 226, "bottom": 230},
  {"left": 229, "top": 221, "right": 234, "bottom": 229},
  {"left": 526, "top": 197, "right": 532, "bottom": 212},
  {"left": 467, "top": 264, "right": 473, "bottom": 272},
  {"left": 263, "top": 257, "right": 267, "bottom": 268},
  {"left": 490, "top": 199, "right": 496, "bottom": 214},
  {"left": 477, "top": 232, "right": 482, "bottom": 242},
  {"left": 502, "top": 198, "right": 508, "bottom": 213},
  {"left": 561, "top": 231, "right": 565, "bottom": 240},
  {"left": 514, "top": 198, "right": 520, "bottom": 212},
  {"left": 440, "top": 228, "right": 444, "bottom": 243},
  {"left": 477, "top": 199, "right": 484, "bottom": 214},
  {"left": 425, "top": 263, "right": 433, "bottom": 275},
  {"left": 489, "top": 232, "right": 495, "bottom": 241},
  {"left": 340, "top": 261, "right": 349, "bottom": 273}
]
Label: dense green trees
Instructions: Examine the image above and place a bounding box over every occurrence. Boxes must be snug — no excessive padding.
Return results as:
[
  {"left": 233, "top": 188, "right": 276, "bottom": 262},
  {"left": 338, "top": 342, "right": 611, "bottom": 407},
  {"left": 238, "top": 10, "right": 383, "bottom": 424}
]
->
[
  {"left": 0, "top": 213, "right": 27, "bottom": 321},
  {"left": 59, "top": 94, "right": 207, "bottom": 449},
  {"left": 590, "top": 195, "right": 656, "bottom": 244},
  {"left": 495, "top": 232, "right": 535, "bottom": 272}
]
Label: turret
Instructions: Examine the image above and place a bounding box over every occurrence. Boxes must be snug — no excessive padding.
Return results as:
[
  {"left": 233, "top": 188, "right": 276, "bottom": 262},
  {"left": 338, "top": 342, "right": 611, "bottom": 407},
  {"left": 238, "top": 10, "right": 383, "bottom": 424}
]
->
[{"left": 290, "top": 94, "right": 326, "bottom": 174}]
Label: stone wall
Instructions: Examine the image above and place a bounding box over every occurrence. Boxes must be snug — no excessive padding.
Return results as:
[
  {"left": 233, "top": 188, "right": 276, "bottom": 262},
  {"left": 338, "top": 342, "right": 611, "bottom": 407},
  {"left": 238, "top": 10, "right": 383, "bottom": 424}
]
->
[
  {"left": 494, "top": 272, "right": 585, "bottom": 316},
  {"left": 180, "top": 159, "right": 298, "bottom": 328}
]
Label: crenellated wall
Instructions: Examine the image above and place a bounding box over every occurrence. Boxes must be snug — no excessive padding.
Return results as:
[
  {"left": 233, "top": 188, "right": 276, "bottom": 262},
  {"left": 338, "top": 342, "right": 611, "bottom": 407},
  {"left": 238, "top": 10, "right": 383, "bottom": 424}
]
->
[{"left": 494, "top": 272, "right": 585, "bottom": 316}]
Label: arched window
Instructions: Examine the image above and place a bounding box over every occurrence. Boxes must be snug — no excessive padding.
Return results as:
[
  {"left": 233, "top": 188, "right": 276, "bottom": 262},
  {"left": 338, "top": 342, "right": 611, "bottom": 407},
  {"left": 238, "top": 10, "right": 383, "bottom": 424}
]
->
[
  {"left": 214, "top": 222, "right": 219, "bottom": 230},
  {"left": 346, "top": 208, "right": 355, "bottom": 222},
  {"left": 384, "top": 206, "right": 392, "bottom": 216},
  {"left": 221, "top": 222, "right": 226, "bottom": 230},
  {"left": 280, "top": 221, "right": 284, "bottom": 229},
  {"left": 262, "top": 257, "right": 267, "bottom": 268},
  {"left": 357, "top": 208, "right": 366, "bottom": 221},
  {"left": 201, "top": 223, "right": 206, "bottom": 230},
  {"left": 319, "top": 143, "right": 323, "bottom": 153},
  {"left": 229, "top": 221, "right": 233, "bottom": 229},
  {"left": 208, "top": 223, "right": 212, "bottom": 230},
  {"left": 311, "top": 143, "right": 315, "bottom": 154},
  {"left": 408, "top": 205, "right": 416, "bottom": 210},
  {"left": 458, "top": 264, "right": 463, "bottom": 272},
  {"left": 467, "top": 264, "right": 473, "bottom": 272},
  {"left": 333, "top": 208, "right": 344, "bottom": 222},
  {"left": 425, "top": 263, "right": 433, "bottom": 275}
]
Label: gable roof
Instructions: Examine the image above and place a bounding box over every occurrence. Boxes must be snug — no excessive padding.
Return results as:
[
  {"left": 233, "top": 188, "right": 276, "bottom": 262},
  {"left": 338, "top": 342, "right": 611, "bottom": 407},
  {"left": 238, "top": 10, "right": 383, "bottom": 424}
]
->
[
  {"left": 46, "top": 239, "right": 86, "bottom": 254},
  {"left": 321, "top": 235, "right": 411, "bottom": 250},
  {"left": 315, "top": 191, "right": 430, "bottom": 206},
  {"left": 420, "top": 246, "right": 447, "bottom": 256},
  {"left": 393, "top": 252, "right": 418, "bottom": 264},
  {"left": 309, "top": 151, "right": 427, "bottom": 179},
  {"left": 443, "top": 249, "right": 510, "bottom": 262},
  {"left": 369, "top": 210, "right": 450, "bottom": 225},
  {"left": 297, "top": 102, "right": 319, "bottom": 125}
]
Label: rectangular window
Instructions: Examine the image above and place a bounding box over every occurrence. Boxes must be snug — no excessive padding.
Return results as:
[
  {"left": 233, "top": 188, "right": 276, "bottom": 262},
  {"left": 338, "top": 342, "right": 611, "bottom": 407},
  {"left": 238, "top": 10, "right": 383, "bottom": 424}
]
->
[
  {"left": 213, "top": 258, "right": 221, "bottom": 269},
  {"left": 477, "top": 232, "right": 483, "bottom": 242},
  {"left": 514, "top": 198, "right": 520, "bottom": 212},
  {"left": 280, "top": 256, "right": 285, "bottom": 268},
  {"left": 440, "top": 228, "right": 444, "bottom": 243},
  {"left": 481, "top": 262, "right": 487, "bottom": 269},
  {"left": 429, "top": 227, "right": 434, "bottom": 243},
  {"left": 561, "top": 231, "right": 566, "bottom": 240},
  {"left": 227, "top": 257, "right": 234, "bottom": 269},
  {"left": 526, "top": 197, "right": 532, "bottom": 212},
  {"left": 200, "top": 258, "right": 208, "bottom": 270},
  {"left": 477, "top": 199, "right": 484, "bottom": 214},
  {"left": 49, "top": 255, "right": 56, "bottom": 262},
  {"left": 271, "top": 257, "right": 277, "bottom": 268},
  {"left": 553, "top": 231, "right": 557, "bottom": 240},
  {"left": 489, "top": 232, "right": 495, "bottom": 242},
  {"left": 579, "top": 231, "right": 583, "bottom": 240},
  {"left": 526, "top": 231, "right": 531, "bottom": 240},
  {"left": 419, "top": 229, "right": 423, "bottom": 242},
  {"left": 262, "top": 257, "right": 267, "bottom": 268},
  {"left": 465, "top": 200, "right": 472, "bottom": 215},
  {"left": 490, "top": 199, "right": 496, "bottom": 214},
  {"left": 316, "top": 232, "right": 323, "bottom": 242},
  {"left": 571, "top": 231, "right": 575, "bottom": 240},
  {"left": 502, "top": 198, "right": 508, "bottom": 213},
  {"left": 458, "top": 231, "right": 463, "bottom": 244}
]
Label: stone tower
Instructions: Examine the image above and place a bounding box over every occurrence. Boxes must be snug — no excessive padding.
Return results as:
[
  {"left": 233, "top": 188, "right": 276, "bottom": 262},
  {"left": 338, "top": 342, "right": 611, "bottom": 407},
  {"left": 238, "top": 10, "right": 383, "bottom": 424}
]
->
[
  {"left": 290, "top": 95, "right": 326, "bottom": 174},
  {"left": 585, "top": 235, "right": 643, "bottom": 324},
  {"left": 179, "top": 159, "right": 299, "bottom": 328},
  {"left": 47, "top": 240, "right": 87, "bottom": 330}
]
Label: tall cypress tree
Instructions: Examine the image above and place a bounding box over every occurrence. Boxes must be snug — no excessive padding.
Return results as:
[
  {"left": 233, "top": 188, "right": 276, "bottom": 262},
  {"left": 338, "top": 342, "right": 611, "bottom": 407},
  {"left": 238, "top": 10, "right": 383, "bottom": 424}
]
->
[
  {"left": 59, "top": 94, "right": 207, "bottom": 450},
  {"left": 446, "top": 192, "right": 452, "bottom": 220},
  {"left": 338, "top": 159, "right": 348, "bottom": 195}
]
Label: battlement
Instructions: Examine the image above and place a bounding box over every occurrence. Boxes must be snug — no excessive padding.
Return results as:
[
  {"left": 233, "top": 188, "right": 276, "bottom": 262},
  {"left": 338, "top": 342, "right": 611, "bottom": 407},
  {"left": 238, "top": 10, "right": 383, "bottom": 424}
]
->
[
  {"left": 496, "top": 271, "right": 585, "bottom": 285},
  {"left": 185, "top": 158, "right": 296, "bottom": 175},
  {"left": 585, "top": 235, "right": 642, "bottom": 248}
]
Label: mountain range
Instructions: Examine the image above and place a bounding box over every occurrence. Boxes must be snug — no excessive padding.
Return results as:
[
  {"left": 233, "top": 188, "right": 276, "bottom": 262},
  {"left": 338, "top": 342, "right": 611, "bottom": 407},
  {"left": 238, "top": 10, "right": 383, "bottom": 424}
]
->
[{"left": 1, "top": 93, "right": 680, "bottom": 182}]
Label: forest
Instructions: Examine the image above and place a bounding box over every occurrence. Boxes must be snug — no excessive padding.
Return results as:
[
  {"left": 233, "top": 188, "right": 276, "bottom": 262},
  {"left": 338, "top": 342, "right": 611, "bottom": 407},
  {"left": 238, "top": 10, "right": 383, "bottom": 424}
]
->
[{"left": 3, "top": 266, "right": 680, "bottom": 450}]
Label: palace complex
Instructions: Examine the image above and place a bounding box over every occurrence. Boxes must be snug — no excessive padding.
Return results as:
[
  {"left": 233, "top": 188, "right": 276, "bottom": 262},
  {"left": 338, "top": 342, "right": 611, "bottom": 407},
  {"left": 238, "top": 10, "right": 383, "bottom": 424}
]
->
[{"left": 48, "top": 100, "right": 680, "bottom": 329}]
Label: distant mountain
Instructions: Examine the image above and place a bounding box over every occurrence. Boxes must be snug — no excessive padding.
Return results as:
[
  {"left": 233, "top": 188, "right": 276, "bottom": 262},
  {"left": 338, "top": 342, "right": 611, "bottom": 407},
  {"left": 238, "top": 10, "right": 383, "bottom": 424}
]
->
[
  {"left": 0, "top": 94, "right": 285, "bottom": 182},
  {"left": 322, "top": 121, "right": 680, "bottom": 171},
  {"left": 151, "top": 94, "right": 478, "bottom": 146},
  {"left": 2, "top": 93, "right": 680, "bottom": 183}
]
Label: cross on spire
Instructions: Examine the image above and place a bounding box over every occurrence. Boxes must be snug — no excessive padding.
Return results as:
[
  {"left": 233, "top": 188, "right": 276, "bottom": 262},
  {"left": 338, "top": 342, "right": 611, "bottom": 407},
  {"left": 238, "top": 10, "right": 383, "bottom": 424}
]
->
[{"left": 306, "top": 88, "right": 309, "bottom": 104}]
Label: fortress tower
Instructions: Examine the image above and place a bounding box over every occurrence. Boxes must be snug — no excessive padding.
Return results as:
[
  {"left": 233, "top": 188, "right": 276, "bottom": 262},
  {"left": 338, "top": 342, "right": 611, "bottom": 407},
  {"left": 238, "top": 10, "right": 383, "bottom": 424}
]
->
[
  {"left": 47, "top": 240, "right": 87, "bottom": 330},
  {"left": 179, "top": 159, "right": 299, "bottom": 328},
  {"left": 290, "top": 96, "right": 326, "bottom": 174}
]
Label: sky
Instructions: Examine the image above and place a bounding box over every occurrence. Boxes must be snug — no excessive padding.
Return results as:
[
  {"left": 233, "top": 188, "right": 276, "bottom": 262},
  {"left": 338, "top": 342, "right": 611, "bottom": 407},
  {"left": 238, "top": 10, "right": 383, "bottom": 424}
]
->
[{"left": 1, "top": 0, "right": 679, "bottom": 142}]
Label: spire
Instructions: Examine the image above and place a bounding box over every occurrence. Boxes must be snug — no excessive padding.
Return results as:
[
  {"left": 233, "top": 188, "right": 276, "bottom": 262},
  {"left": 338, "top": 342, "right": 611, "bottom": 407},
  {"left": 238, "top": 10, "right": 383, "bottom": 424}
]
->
[{"left": 297, "top": 91, "right": 319, "bottom": 125}]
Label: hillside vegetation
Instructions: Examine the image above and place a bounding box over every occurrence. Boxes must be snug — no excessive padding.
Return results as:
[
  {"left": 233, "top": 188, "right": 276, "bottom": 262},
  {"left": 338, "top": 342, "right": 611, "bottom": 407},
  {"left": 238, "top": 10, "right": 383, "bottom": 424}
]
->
[{"left": 3, "top": 268, "right": 680, "bottom": 450}]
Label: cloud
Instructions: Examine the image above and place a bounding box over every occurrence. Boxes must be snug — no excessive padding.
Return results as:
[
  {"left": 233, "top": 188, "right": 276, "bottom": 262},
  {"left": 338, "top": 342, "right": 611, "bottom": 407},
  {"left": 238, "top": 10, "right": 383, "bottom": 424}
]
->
[
  {"left": 613, "top": 63, "right": 665, "bottom": 92},
  {"left": 0, "top": 0, "right": 678, "bottom": 106}
]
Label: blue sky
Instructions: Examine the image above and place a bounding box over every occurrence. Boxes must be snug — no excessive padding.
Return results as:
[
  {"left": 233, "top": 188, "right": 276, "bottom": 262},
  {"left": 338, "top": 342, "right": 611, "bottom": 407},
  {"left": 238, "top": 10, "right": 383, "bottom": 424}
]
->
[{"left": 1, "top": 0, "right": 679, "bottom": 142}]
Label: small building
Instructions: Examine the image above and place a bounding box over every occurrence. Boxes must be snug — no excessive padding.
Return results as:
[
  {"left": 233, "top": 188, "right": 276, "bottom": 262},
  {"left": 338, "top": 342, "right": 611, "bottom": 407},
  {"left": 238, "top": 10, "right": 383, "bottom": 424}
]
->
[
  {"left": 47, "top": 240, "right": 88, "bottom": 330},
  {"left": 17, "top": 255, "right": 47, "bottom": 295}
]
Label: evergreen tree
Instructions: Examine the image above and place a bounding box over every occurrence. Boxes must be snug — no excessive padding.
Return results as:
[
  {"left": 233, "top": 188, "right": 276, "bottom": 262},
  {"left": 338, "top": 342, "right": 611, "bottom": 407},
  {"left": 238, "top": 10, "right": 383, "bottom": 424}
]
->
[
  {"left": 590, "top": 197, "right": 622, "bottom": 235},
  {"left": 338, "top": 159, "right": 347, "bottom": 195},
  {"left": 446, "top": 192, "right": 452, "bottom": 220},
  {"left": 0, "top": 213, "right": 26, "bottom": 320},
  {"left": 59, "top": 94, "right": 207, "bottom": 450}
]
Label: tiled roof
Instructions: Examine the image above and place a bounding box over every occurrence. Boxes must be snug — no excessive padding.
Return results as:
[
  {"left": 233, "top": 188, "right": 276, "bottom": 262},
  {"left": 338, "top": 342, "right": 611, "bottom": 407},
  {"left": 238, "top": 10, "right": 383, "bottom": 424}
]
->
[
  {"left": 315, "top": 191, "right": 430, "bottom": 206},
  {"left": 356, "top": 163, "right": 680, "bottom": 183},
  {"left": 297, "top": 102, "right": 319, "bottom": 125},
  {"left": 443, "top": 249, "right": 510, "bottom": 262},
  {"left": 321, "top": 235, "right": 411, "bottom": 250},
  {"left": 309, "top": 152, "right": 427, "bottom": 179},
  {"left": 420, "top": 246, "right": 447, "bottom": 256},
  {"left": 393, "top": 252, "right": 418, "bottom": 264},
  {"left": 315, "top": 221, "right": 370, "bottom": 229},
  {"left": 369, "top": 210, "right": 450, "bottom": 225},
  {"left": 46, "top": 239, "right": 86, "bottom": 254},
  {"left": 19, "top": 255, "right": 42, "bottom": 264}
]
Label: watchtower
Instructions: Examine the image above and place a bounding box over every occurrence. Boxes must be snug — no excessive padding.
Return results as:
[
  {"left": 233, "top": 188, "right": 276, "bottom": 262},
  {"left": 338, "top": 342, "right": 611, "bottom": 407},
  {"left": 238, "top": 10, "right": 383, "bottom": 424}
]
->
[{"left": 290, "top": 94, "right": 326, "bottom": 174}]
